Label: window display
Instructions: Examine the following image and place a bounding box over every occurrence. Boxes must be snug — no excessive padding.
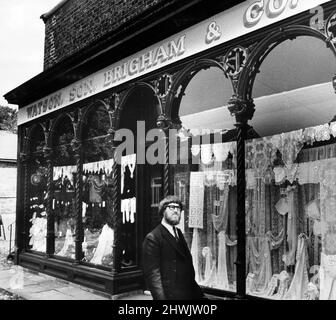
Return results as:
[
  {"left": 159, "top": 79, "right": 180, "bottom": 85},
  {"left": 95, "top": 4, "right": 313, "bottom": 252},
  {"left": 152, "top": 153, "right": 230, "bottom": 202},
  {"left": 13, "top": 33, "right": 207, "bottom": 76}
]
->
[
  {"left": 81, "top": 105, "right": 115, "bottom": 267},
  {"left": 52, "top": 117, "right": 77, "bottom": 259},
  {"left": 243, "top": 32, "right": 336, "bottom": 300},
  {"left": 245, "top": 125, "right": 336, "bottom": 300},
  {"left": 172, "top": 140, "right": 237, "bottom": 292},
  {"left": 28, "top": 125, "right": 48, "bottom": 253}
]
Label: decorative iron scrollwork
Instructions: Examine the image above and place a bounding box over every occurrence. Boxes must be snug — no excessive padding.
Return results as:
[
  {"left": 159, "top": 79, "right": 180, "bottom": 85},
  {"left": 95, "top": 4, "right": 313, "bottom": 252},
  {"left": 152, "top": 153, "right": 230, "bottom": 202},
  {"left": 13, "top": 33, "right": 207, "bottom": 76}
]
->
[
  {"left": 156, "top": 114, "right": 171, "bottom": 130},
  {"left": 326, "top": 11, "right": 336, "bottom": 43},
  {"left": 155, "top": 74, "right": 173, "bottom": 99},
  {"left": 224, "top": 46, "right": 248, "bottom": 78},
  {"left": 104, "top": 93, "right": 120, "bottom": 112},
  {"left": 43, "top": 146, "right": 53, "bottom": 159},
  {"left": 70, "top": 138, "right": 81, "bottom": 154},
  {"left": 228, "top": 95, "right": 255, "bottom": 123}
]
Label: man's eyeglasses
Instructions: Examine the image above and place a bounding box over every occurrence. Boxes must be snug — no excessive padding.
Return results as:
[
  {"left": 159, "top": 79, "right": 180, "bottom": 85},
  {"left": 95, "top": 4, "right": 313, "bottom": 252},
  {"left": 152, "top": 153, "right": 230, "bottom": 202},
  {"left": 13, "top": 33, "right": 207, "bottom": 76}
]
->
[{"left": 166, "top": 204, "right": 181, "bottom": 211}]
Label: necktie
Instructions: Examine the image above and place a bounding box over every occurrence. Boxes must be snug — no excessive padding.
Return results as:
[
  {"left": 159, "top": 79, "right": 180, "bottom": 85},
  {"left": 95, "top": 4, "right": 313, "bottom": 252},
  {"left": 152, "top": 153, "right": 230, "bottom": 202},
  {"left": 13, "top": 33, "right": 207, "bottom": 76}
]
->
[{"left": 173, "top": 226, "right": 179, "bottom": 242}]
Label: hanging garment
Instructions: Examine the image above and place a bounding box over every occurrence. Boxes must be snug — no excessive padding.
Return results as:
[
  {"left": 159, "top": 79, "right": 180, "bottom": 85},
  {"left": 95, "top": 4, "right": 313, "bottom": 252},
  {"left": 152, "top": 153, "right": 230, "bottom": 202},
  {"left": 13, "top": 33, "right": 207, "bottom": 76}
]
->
[
  {"left": 306, "top": 282, "right": 319, "bottom": 300},
  {"left": 57, "top": 228, "right": 75, "bottom": 257},
  {"left": 200, "top": 247, "right": 217, "bottom": 287},
  {"left": 273, "top": 166, "right": 286, "bottom": 185},
  {"left": 282, "top": 188, "right": 297, "bottom": 267},
  {"left": 216, "top": 231, "right": 229, "bottom": 290},
  {"left": 200, "top": 144, "right": 213, "bottom": 165},
  {"left": 246, "top": 273, "right": 258, "bottom": 294},
  {"left": 275, "top": 196, "right": 289, "bottom": 216},
  {"left": 88, "top": 175, "right": 105, "bottom": 203},
  {"left": 271, "top": 270, "right": 291, "bottom": 300},
  {"left": 319, "top": 252, "right": 336, "bottom": 300},
  {"left": 212, "top": 142, "right": 234, "bottom": 162},
  {"left": 90, "top": 224, "right": 115, "bottom": 265},
  {"left": 306, "top": 199, "right": 321, "bottom": 220},
  {"left": 246, "top": 236, "right": 272, "bottom": 294},
  {"left": 261, "top": 274, "right": 280, "bottom": 297},
  {"left": 284, "top": 235, "right": 309, "bottom": 300},
  {"left": 29, "top": 217, "right": 47, "bottom": 252},
  {"left": 190, "top": 228, "right": 202, "bottom": 283}
]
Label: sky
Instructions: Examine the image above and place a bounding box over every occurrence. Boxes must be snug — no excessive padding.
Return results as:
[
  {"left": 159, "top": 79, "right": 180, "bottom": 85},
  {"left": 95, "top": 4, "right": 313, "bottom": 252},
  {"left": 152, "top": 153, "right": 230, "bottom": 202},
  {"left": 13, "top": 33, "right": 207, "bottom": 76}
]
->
[{"left": 0, "top": 0, "right": 61, "bottom": 109}]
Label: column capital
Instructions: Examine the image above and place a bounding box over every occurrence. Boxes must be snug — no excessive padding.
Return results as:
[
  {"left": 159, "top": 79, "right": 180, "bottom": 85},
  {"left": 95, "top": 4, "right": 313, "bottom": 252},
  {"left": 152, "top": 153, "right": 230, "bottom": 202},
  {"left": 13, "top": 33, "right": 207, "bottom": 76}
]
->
[
  {"left": 156, "top": 114, "right": 172, "bottom": 132},
  {"left": 70, "top": 138, "right": 82, "bottom": 154},
  {"left": 228, "top": 95, "right": 255, "bottom": 124},
  {"left": 43, "top": 146, "right": 53, "bottom": 160}
]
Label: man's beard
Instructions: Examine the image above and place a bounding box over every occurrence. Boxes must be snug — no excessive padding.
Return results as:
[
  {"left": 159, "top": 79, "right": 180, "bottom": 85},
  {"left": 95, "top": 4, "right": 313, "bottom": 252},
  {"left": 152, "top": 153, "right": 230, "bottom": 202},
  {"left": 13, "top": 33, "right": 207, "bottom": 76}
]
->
[{"left": 164, "top": 213, "right": 181, "bottom": 225}]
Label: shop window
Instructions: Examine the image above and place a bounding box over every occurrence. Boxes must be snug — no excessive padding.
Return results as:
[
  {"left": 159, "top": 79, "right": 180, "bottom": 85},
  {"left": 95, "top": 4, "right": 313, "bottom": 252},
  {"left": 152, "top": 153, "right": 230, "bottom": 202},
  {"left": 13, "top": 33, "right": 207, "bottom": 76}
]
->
[
  {"left": 250, "top": 36, "right": 336, "bottom": 137},
  {"left": 118, "top": 86, "right": 159, "bottom": 269},
  {"left": 245, "top": 36, "right": 336, "bottom": 300},
  {"left": 172, "top": 66, "right": 238, "bottom": 293},
  {"left": 52, "top": 116, "right": 76, "bottom": 259},
  {"left": 81, "top": 105, "right": 115, "bottom": 267},
  {"left": 179, "top": 67, "right": 235, "bottom": 132},
  {"left": 27, "top": 125, "right": 47, "bottom": 253}
]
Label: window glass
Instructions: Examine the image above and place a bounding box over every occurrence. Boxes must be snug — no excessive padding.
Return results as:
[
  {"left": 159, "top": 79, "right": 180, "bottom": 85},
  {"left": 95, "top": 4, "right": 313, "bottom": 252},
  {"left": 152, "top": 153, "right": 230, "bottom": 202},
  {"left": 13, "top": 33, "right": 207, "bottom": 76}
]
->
[
  {"left": 28, "top": 125, "right": 47, "bottom": 253},
  {"left": 118, "top": 87, "right": 158, "bottom": 269},
  {"left": 250, "top": 36, "right": 336, "bottom": 137},
  {"left": 52, "top": 117, "right": 76, "bottom": 259},
  {"left": 246, "top": 36, "right": 336, "bottom": 300},
  {"left": 173, "top": 67, "right": 238, "bottom": 292},
  {"left": 81, "top": 106, "right": 115, "bottom": 267},
  {"left": 179, "top": 67, "right": 235, "bottom": 132}
]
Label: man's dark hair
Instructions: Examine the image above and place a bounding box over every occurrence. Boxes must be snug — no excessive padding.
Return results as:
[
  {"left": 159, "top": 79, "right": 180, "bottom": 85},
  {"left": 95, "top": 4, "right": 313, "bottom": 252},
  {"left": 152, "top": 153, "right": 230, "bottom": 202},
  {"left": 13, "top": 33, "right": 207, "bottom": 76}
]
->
[{"left": 158, "top": 195, "right": 183, "bottom": 216}]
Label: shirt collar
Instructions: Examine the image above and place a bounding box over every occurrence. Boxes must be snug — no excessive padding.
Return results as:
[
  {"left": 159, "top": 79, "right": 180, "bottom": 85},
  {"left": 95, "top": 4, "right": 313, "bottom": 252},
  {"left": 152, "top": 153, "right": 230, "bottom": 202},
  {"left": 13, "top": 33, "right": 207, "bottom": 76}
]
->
[{"left": 161, "top": 218, "right": 176, "bottom": 237}]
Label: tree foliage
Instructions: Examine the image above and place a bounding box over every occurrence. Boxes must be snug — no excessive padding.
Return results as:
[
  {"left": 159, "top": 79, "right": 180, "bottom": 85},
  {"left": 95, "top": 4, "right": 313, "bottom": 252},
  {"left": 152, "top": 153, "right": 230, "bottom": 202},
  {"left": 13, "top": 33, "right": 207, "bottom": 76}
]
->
[{"left": 0, "top": 105, "right": 17, "bottom": 133}]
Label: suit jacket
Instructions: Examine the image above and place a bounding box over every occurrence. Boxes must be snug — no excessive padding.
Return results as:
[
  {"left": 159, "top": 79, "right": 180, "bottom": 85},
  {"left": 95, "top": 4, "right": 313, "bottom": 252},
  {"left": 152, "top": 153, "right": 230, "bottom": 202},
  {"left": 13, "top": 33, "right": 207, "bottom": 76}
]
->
[{"left": 142, "top": 224, "right": 204, "bottom": 300}]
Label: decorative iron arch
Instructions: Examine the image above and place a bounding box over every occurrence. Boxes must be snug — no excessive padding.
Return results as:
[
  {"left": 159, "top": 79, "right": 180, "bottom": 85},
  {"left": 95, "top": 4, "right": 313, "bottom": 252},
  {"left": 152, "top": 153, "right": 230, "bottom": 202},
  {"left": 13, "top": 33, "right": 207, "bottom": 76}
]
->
[
  {"left": 48, "top": 112, "right": 75, "bottom": 148},
  {"left": 237, "top": 25, "right": 336, "bottom": 104},
  {"left": 78, "top": 99, "right": 111, "bottom": 139},
  {"left": 166, "top": 58, "right": 228, "bottom": 123},
  {"left": 25, "top": 123, "right": 47, "bottom": 155},
  {"left": 114, "top": 81, "right": 162, "bottom": 131}
]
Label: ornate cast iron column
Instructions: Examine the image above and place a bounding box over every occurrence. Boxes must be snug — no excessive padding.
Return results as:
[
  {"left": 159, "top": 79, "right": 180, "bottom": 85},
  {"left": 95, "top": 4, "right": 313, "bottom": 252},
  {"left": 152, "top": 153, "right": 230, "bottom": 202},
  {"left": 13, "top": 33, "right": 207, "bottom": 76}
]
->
[
  {"left": 228, "top": 95, "right": 255, "bottom": 298},
  {"left": 19, "top": 151, "right": 30, "bottom": 253},
  {"left": 154, "top": 74, "right": 173, "bottom": 198},
  {"left": 71, "top": 138, "right": 84, "bottom": 263},
  {"left": 157, "top": 114, "right": 172, "bottom": 198},
  {"left": 43, "top": 146, "right": 55, "bottom": 256},
  {"left": 111, "top": 141, "right": 121, "bottom": 274},
  {"left": 104, "top": 94, "right": 121, "bottom": 274}
]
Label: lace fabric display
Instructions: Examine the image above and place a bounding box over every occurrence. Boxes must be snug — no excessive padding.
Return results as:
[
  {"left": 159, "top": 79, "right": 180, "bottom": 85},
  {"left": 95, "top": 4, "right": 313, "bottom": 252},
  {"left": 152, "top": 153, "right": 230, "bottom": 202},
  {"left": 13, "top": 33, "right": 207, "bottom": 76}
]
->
[
  {"left": 90, "top": 224, "right": 114, "bottom": 265},
  {"left": 181, "top": 142, "right": 237, "bottom": 292},
  {"left": 29, "top": 214, "right": 47, "bottom": 252},
  {"left": 244, "top": 122, "right": 336, "bottom": 300},
  {"left": 284, "top": 234, "right": 309, "bottom": 300}
]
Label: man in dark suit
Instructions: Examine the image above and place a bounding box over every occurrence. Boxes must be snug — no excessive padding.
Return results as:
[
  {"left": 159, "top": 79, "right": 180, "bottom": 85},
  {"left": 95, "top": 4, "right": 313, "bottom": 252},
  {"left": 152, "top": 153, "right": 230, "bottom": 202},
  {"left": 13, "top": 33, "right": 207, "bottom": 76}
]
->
[{"left": 142, "top": 195, "right": 205, "bottom": 300}]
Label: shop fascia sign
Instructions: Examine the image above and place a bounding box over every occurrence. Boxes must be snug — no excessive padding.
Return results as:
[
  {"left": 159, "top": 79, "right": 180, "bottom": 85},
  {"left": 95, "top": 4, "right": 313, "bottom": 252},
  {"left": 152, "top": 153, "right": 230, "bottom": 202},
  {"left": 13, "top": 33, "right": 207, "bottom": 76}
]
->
[{"left": 18, "top": 0, "right": 331, "bottom": 125}]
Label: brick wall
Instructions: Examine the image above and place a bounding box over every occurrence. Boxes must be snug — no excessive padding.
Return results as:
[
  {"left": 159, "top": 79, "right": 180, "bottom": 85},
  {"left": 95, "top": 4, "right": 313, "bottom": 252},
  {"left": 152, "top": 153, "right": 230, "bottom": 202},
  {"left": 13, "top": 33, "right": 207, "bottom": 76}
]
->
[{"left": 43, "top": 0, "right": 180, "bottom": 69}]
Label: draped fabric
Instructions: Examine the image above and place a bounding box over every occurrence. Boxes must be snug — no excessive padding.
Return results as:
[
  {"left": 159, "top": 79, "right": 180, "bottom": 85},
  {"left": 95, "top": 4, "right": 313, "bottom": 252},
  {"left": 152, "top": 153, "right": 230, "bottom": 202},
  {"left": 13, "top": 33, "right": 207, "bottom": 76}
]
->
[
  {"left": 246, "top": 236, "right": 272, "bottom": 293},
  {"left": 216, "top": 231, "right": 229, "bottom": 289},
  {"left": 90, "top": 224, "right": 114, "bottom": 265},
  {"left": 284, "top": 235, "right": 309, "bottom": 300},
  {"left": 181, "top": 142, "right": 237, "bottom": 291},
  {"left": 245, "top": 127, "right": 336, "bottom": 299},
  {"left": 190, "top": 228, "right": 202, "bottom": 283},
  {"left": 282, "top": 188, "right": 297, "bottom": 267}
]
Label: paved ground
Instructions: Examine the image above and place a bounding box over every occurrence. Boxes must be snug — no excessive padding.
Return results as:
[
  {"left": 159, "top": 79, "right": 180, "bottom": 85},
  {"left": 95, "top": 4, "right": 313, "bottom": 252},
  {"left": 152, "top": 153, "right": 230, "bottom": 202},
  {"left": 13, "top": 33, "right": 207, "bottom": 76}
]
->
[{"left": 0, "top": 239, "right": 152, "bottom": 300}]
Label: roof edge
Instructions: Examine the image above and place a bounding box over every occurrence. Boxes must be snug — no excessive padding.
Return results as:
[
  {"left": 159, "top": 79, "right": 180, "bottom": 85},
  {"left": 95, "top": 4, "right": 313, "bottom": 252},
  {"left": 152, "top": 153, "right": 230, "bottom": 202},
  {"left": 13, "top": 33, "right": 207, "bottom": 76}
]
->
[{"left": 40, "top": 0, "right": 70, "bottom": 23}]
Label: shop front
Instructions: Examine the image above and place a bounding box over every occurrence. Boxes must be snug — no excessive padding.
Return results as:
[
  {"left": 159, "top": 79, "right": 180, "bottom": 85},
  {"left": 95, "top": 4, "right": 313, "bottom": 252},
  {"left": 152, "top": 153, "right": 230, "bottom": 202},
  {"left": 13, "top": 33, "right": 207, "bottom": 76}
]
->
[{"left": 5, "top": 0, "right": 336, "bottom": 299}]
